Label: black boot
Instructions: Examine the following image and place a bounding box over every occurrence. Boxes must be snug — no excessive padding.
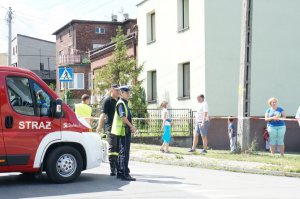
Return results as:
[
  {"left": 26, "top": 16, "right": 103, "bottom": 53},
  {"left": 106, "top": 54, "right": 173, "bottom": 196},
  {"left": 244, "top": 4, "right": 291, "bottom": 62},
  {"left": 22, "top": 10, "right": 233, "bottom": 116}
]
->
[
  {"left": 121, "top": 174, "right": 136, "bottom": 181},
  {"left": 109, "top": 156, "right": 117, "bottom": 176}
]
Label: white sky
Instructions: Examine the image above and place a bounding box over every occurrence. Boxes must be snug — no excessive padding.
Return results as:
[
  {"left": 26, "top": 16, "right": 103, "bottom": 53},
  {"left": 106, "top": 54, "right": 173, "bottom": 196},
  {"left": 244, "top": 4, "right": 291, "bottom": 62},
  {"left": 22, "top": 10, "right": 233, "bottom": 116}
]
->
[{"left": 0, "top": 0, "right": 141, "bottom": 53}]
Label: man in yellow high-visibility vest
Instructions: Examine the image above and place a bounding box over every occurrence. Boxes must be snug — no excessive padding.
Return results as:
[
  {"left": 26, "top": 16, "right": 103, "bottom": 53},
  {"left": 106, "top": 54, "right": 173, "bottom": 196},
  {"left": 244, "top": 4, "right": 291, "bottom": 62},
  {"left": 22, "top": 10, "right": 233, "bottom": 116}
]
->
[
  {"left": 75, "top": 94, "right": 92, "bottom": 125},
  {"left": 111, "top": 85, "right": 137, "bottom": 181}
]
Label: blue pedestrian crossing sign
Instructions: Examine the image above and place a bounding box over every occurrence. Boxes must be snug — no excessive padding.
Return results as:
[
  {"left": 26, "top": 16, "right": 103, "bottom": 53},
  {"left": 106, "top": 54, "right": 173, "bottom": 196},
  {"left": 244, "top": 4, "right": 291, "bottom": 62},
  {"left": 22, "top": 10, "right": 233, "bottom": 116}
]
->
[{"left": 59, "top": 67, "right": 73, "bottom": 82}]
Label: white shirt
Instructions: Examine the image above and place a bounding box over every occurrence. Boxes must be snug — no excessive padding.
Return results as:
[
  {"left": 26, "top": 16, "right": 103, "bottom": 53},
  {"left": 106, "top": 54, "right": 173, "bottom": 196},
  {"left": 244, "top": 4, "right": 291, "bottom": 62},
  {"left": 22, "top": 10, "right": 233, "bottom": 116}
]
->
[
  {"left": 296, "top": 106, "right": 300, "bottom": 126},
  {"left": 161, "top": 108, "right": 171, "bottom": 126},
  {"left": 196, "top": 101, "right": 209, "bottom": 123}
]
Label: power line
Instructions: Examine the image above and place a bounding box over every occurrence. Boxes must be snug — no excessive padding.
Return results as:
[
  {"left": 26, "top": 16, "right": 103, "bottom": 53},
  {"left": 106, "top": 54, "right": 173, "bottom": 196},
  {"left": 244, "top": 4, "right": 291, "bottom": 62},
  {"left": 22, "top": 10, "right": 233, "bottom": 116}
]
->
[{"left": 0, "top": 5, "right": 8, "bottom": 10}]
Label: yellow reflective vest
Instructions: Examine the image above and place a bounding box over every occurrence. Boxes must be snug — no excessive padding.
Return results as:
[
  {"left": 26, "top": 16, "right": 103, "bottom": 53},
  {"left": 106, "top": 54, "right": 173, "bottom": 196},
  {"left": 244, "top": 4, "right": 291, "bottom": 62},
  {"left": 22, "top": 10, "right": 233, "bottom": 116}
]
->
[
  {"left": 111, "top": 99, "right": 128, "bottom": 136},
  {"left": 75, "top": 103, "right": 92, "bottom": 118}
]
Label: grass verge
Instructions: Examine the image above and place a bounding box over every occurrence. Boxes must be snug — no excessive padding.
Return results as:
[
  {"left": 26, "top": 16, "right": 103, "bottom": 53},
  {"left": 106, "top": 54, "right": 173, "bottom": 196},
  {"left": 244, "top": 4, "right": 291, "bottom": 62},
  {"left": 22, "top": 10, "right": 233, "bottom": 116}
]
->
[{"left": 131, "top": 143, "right": 300, "bottom": 174}]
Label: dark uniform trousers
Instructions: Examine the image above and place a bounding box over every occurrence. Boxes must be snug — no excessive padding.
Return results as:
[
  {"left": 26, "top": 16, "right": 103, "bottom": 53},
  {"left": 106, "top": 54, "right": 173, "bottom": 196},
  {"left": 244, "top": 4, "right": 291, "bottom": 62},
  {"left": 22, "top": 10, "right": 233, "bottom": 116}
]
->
[
  {"left": 106, "top": 130, "right": 119, "bottom": 174},
  {"left": 118, "top": 126, "right": 131, "bottom": 176}
]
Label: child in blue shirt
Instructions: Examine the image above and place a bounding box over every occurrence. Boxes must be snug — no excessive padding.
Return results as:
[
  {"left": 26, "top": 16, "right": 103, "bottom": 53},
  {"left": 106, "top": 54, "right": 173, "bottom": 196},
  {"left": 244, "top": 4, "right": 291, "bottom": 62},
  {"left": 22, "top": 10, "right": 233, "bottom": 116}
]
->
[{"left": 228, "top": 117, "right": 236, "bottom": 153}]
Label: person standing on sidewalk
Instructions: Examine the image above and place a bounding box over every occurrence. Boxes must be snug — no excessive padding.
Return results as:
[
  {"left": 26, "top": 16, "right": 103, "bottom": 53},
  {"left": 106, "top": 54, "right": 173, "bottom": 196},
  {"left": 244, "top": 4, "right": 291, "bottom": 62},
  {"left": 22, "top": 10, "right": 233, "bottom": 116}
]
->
[
  {"left": 96, "top": 84, "right": 120, "bottom": 176},
  {"left": 111, "top": 86, "right": 137, "bottom": 181},
  {"left": 264, "top": 97, "right": 286, "bottom": 156},
  {"left": 160, "top": 101, "right": 172, "bottom": 153},
  {"left": 188, "top": 94, "right": 209, "bottom": 154},
  {"left": 228, "top": 117, "right": 236, "bottom": 153}
]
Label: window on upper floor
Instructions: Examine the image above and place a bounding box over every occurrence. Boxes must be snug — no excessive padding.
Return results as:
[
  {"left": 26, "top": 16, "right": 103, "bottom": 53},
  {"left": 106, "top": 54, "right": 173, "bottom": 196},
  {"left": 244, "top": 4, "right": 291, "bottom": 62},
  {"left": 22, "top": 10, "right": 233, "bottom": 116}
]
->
[
  {"left": 59, "top": 50, "right": 64, "bottom": 64},
  {"left": 95, "top": 27, "right": 106, "bottom": 34},
  {"left": 69, "top": 29, "right": 72, "bottom": 37},
  {"left": 147, "top": 11, "right": 156, "bottom": 43},
  {"left": 59, "top": 35, "right": 62, "bottom": 42},
  {"left": 178, "top": 0, "right": 190, "bottom": 31},
  {"left": 178, "top": 62, "right": 190, "bottom": 99},
  {"left": 147, "top": 70, "right": 157, "bottom": 102},
  {"left": 68, "top": 46, "right": 72, "bottom": 55}
]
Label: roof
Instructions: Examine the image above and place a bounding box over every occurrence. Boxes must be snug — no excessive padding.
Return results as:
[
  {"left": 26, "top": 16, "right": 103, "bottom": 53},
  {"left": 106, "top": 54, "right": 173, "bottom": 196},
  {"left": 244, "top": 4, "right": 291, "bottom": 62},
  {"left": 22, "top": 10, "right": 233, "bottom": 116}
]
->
[
  {"left": 12, "top": 34, "right": 55, "bottom": 44},
  {"left": 89, "top": 33, "right": 136, "bottom": 58},
  {"left": 52, "top": 19, "right": 137, "bottom": 35},
  {"left": 137, "top": 0, "right": 149, "bottom": 7}
]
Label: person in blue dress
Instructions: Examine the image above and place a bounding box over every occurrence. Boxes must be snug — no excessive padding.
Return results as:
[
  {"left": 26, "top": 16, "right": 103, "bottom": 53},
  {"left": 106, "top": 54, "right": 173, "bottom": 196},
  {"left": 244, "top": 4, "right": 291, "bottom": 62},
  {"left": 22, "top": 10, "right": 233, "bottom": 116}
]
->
[{"left": 160, "top": 101, "right": 172, "bottom": 153}]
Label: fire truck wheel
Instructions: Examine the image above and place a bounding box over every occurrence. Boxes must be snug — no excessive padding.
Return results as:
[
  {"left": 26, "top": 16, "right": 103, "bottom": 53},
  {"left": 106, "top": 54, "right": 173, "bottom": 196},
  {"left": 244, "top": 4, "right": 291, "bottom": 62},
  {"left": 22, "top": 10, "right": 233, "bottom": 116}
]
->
[{"left": 46, "top": 146, "right": 83, "bottom": 183}]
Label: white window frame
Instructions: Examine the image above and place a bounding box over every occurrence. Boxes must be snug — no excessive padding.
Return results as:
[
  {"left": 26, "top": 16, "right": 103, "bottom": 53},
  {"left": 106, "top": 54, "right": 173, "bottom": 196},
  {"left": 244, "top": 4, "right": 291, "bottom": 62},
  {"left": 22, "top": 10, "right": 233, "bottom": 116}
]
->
[
  {"left": 147, "top": 70, "right": 157, "bottom": 102},
  {"left": 88, "top": 72, "right": 93, "bottom": 90},
  {"left": 177, "top": 0, "right": 190, "bottom": 31},
  {"left": 92, "top": 44, "right": 104, "bottom": 49},
  {"left": 178, "top": 62, "right": 190, "bottom": 99},
  {"left": 95, "top": 27, "right": 106, "bottom": 34},
  {"left": 60, "top": 73, "right": 84, "bottom": 90},
  {"left": 147, "top": 11, "right": 156, "bottom": 43}
]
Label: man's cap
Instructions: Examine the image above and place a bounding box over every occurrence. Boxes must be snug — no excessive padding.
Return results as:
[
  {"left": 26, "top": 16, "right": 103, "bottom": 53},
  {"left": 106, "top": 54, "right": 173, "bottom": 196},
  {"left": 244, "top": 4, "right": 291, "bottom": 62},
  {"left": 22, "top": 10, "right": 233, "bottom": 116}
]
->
[
  {"left": 119, "top": 85, "right": 131, "bottom": 92},
  {"left": 111, "top": 84, "right": 120, "bottom": 89}
]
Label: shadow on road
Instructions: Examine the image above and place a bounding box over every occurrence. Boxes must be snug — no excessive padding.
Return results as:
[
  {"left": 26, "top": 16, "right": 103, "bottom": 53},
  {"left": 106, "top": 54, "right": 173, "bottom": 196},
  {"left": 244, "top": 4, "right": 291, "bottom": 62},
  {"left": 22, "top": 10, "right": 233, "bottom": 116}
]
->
[
  {"left": 133, "top": 173, "right": 200, "bottom": 186},
  {"left": 0, "top": 172, "right": 129, "bottom": 198}
]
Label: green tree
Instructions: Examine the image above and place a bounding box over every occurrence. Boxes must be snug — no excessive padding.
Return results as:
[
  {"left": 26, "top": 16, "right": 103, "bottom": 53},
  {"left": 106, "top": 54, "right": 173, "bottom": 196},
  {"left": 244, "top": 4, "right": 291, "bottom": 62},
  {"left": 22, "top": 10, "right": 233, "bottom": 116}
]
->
[{"left": 94, "top": 26, "right": 147, "bottom": 113}]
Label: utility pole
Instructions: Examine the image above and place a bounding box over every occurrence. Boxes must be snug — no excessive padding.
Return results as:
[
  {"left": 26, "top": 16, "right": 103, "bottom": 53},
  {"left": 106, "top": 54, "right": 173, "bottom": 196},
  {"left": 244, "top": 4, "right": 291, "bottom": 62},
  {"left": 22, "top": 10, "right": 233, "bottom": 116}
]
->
[
  {"left": 6, "top": 7, "right": 13, "bottom": 65},
  {"left": 237, "top": 0, "right": 253, "bottom": 151}
]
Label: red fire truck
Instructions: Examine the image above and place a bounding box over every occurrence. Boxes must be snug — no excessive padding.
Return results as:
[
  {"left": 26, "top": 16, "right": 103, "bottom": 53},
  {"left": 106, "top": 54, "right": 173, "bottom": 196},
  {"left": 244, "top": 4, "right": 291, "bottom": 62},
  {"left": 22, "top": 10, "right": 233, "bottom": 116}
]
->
[{"left": 0, "top": 66, "right": 105, "bottom": 183}]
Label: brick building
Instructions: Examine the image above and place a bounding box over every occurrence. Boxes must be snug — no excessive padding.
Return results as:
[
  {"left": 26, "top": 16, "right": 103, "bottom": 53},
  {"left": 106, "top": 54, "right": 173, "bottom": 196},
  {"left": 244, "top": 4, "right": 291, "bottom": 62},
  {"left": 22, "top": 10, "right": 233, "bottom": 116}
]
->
[
  {"left": 90, "top": 22, "right": 138, "bottom": 100},
  {"left": 52, "top": 18, "right": 137, "bottom": 101}
]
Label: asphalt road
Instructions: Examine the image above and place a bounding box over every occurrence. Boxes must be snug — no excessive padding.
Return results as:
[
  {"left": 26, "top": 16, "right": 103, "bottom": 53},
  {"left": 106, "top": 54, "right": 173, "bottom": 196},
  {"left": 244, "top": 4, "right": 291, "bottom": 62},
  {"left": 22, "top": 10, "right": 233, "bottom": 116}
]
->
[{"left": 0, "top": 162, "right": 300, "bottom": 199}]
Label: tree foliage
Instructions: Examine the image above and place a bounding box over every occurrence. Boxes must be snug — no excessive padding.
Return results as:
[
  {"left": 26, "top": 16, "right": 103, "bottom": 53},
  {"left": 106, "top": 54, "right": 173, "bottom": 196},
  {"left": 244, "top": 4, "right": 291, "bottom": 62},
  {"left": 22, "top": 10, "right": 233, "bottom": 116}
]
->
[{"left": 94, "top": 26, "right": 147, "bottom": 113}]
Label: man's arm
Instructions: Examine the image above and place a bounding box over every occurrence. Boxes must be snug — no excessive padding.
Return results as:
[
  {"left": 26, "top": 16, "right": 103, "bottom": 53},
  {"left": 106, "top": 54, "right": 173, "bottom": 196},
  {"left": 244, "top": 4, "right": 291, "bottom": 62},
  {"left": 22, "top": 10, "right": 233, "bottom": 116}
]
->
[
  {"left": 96, "top": 113, "right": 106, "bottom": 133},
  {"left": 121, "top": 116, "right": 137, "bottom": 133},
  {"left": 201, "top": 112, "right": 207, "bottom": 127},
  {"left": 117, "top": 103, "right": 137, "bottom": 133}
]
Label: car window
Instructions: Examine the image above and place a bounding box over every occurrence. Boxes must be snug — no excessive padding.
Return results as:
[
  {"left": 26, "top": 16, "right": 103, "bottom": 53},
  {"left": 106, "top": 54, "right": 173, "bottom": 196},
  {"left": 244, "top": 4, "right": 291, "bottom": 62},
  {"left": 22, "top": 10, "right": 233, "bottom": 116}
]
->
[{"left": 6, "top": 77, "right": 34, "bottom": 116}]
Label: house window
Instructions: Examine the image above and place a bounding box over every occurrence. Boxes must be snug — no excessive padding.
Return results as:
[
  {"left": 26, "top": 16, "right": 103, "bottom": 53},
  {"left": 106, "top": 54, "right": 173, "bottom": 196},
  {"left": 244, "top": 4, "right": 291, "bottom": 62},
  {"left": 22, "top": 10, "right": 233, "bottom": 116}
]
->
[
  {"left": 60, "top": 73, "right": 84, "bottom": 90},
  {"left": 88, "top": 73, "right": 93, "bottom": 89},
  {"left": 95, "top": 27, "right": 105, "bottom": 34},
  {"left": 92, "top": 44, "right": 104, "bottom": 49},
  {"left": 59, "top": 35, "right": 62, "bottom": 42},
  {"left": 59, "top": 50, "right": 64, "bottom": 64},
  {"left": 178, "top": 62, "right": 190, "bottom": 99},
  {"left": 13, "top": 47, "right": 15, "bottom": 55},
  {"left": 69, "top": 29, "right": 72, "bottom": 37},
  {"left": 147, "top": 70, "right": 157, "bottom": 102},
  {"left": 69, "top": 73, "right": 84, "bottom": 90},
  {"left": 68, "top": 46, "right": 72, "bottom": 55},
  {"left": 178, "top": 0, "right": 189, "bottom": 31},
  {"left": 147, "top": 12, "right": 156, "bottom": 43}
]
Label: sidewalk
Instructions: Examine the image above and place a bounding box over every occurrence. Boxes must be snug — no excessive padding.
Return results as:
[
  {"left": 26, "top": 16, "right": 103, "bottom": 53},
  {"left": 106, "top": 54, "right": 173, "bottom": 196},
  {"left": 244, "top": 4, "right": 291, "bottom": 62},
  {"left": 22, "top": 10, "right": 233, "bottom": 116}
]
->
[{"left": 130, "top": 144, "right": 300, "bottom": 178}]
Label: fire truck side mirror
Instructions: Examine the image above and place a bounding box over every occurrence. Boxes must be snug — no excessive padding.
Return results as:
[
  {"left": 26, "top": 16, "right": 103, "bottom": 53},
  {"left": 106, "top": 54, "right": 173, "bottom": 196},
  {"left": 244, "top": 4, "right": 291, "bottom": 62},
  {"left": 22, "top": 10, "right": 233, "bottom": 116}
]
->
[{"left": 52, "top": 98, "right": 63, "bottom": 118}]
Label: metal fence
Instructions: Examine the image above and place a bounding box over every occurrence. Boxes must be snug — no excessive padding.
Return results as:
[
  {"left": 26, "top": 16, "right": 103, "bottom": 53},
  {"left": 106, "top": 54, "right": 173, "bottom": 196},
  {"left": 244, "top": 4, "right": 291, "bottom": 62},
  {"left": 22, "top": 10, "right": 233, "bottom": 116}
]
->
[
  {"left": 66, "top": 100, "right": 196, "bottom": 137},
  {"left": 131, "top": 109, "right": 195, "bottom": 136}
]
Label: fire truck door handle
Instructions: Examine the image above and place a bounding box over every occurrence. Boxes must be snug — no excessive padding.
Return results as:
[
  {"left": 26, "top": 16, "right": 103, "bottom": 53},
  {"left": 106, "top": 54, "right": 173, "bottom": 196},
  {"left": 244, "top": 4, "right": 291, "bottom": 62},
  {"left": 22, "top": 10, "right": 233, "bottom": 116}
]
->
[{"left": 5, "top": 116, "right": 13, "bottom": 129}]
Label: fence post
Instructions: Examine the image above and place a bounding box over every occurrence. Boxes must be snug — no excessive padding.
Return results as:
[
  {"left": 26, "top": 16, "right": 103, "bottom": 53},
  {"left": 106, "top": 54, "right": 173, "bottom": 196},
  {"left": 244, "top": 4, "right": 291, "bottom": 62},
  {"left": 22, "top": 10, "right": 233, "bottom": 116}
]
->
[{"left": 189, "top": 109, "right": 193, "bottom": 136}]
